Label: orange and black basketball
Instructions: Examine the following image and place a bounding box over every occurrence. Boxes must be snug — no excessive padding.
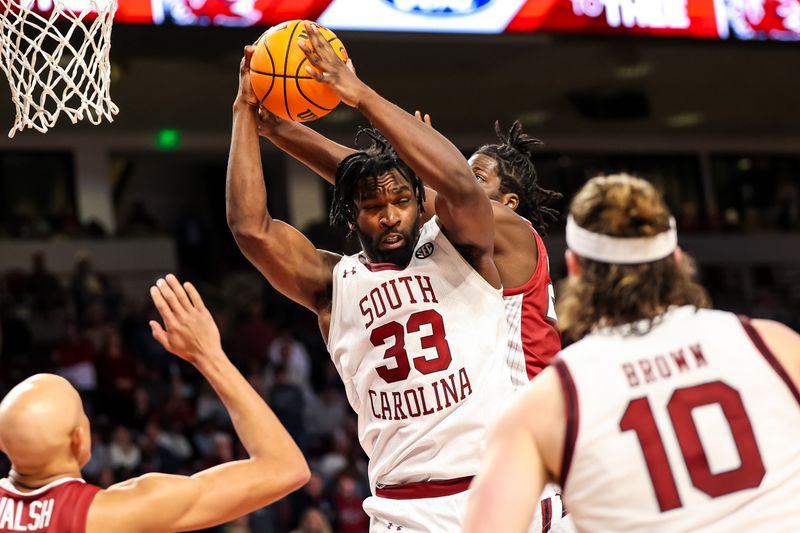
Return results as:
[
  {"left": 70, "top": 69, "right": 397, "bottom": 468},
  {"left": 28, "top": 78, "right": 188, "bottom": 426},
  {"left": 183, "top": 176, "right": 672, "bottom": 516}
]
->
[{"left": 250, "top": 20, "right": 349, "bottom": 122}]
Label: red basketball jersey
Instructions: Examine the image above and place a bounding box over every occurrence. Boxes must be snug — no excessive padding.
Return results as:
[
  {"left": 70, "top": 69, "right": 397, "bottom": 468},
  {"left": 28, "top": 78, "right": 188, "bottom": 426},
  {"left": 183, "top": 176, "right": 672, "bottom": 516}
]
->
[
  {"left": 0, "top": 477, "right": 100, "bottom": 532},
  {"left": 502, "top": 221, "right": 561, "bottom": 387}
]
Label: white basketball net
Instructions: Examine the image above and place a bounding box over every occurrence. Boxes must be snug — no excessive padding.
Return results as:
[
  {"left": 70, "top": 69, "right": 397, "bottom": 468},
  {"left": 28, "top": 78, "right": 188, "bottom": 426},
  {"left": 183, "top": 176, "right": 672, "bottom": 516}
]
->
[{"left": 0, "top": 0, "right": 118, "bottom": 137}]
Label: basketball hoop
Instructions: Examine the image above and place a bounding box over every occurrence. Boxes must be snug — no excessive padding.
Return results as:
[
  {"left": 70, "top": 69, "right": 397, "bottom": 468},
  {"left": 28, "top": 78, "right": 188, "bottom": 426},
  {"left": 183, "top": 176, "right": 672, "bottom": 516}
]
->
[{"left": 0, "top": 0, "right": 118, "bottom": 137}]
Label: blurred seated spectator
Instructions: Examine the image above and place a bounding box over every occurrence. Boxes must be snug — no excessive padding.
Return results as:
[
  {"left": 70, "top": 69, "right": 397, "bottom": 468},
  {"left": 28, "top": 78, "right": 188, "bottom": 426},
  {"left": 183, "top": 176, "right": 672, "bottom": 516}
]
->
[
  {"left": 317, "top": 429, "right": 350, "bottom": 484},
  {"left": 70, "top": 252, "right": 111, "bottom": 323},
  {"left": 162, "top": 377, "right": 196, "bottom": 428},
  {"left": 269, "top": 327, "right": 312, "bottom": 395},
  {"left": 27, "top": 252, "right": 66, "bottom": 311},
  {"left": 306, "top": 386, "right": 347, "bottom": 440},
  {"left": 138, "top": 420, "right": 183, "bottom": 474},
  {"left": 288, "top": 471, "right": 335, "bottom": 531},
  {"left": 82, "top": 429, "right": 112, "bottom": 481},
  {"left": 269, "top": 364, "right": 306, "bottom": 452},
  {"left": 109, "top": 425, "right": 141, "bottom": 475},
  {"left": 292, "top": 507, "right": 333, "bottom": 533},
  {"left": 95, "top": 330, "right": 140, "bottom": 421},
  {"left": 196, "top": 381, "right": 229, "bottom": 425},
  {"left": 332, "top": 472, "right": 369, "bottom": 533},
  {"left": 52, "top": 319, "right": 97, "bottom": 394},
  {"left": 155, "top": 419, "right": 193, "bottom": 464},
  {"left": 233, "top": 300, "right": 276, "bottom": 367}
]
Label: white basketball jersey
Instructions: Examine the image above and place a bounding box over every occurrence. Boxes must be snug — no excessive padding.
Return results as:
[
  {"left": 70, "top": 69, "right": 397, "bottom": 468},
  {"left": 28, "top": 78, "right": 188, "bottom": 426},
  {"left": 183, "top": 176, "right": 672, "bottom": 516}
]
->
[
  {"left": 556, "top": 306, "right": 800, "bottom": 532},
  {"left": 327, "top": 217, "right": 512, "bottom": 491}
]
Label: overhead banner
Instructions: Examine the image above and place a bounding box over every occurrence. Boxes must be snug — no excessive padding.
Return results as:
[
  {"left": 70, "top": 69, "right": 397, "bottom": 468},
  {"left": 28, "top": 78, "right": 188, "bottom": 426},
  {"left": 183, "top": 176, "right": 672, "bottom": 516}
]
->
[
  {"left": 9, "top": 0, "right": 800, "bottom": 40},
  {"left": 505, "top": 0, "right": 800, "bottom": 40}
]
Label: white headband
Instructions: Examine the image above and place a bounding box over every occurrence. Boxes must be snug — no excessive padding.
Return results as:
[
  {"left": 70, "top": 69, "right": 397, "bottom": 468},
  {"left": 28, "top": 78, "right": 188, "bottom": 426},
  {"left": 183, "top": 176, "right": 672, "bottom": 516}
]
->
[{"left": 566, "top": 215, "right": 678, "bottom": 264}]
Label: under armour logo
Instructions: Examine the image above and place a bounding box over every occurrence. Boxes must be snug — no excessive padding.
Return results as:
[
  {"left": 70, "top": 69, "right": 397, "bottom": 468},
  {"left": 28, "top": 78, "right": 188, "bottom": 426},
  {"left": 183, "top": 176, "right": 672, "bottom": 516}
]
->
[
  {"left": 342, "top": 267, "right": 357, "bottom": 278},
  {"left": 387, "top": 523, "right": 402, "bottom": 531},
  {"left": 297, "top": 109, "right": 318, "bottom": 121}
]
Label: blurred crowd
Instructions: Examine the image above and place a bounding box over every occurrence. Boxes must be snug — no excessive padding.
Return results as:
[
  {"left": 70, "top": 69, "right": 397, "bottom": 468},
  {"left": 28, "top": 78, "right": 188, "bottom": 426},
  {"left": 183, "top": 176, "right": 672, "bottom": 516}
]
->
[
  {"left": 0, "top": 253, "right": 369, "bottom": 533},
  {"left": 1, "top": 158, "right": 799, "bottom": 532}
]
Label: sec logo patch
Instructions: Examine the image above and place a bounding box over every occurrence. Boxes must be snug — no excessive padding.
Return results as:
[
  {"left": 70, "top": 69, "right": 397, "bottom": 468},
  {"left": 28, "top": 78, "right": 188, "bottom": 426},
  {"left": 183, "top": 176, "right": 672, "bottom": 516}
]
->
[{"left": 415, "top": 242, "right": 434, "bottom": 259}]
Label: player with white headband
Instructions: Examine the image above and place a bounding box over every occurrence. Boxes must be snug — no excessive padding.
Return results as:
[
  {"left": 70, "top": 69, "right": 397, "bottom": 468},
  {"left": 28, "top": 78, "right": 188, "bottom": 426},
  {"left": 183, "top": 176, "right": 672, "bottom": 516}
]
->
[{"left": 465, "top": 174, "right": 800, "bottom": 532}]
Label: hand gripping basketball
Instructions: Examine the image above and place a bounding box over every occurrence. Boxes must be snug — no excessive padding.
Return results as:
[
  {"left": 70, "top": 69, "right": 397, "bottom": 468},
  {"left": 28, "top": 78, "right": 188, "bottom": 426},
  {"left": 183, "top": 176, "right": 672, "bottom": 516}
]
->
[
  {"left": 236, "top": 45, "right": 260, "bottom": 108},
  {"left": 297, "top": 21, "right": 364, "bottom": 108}
]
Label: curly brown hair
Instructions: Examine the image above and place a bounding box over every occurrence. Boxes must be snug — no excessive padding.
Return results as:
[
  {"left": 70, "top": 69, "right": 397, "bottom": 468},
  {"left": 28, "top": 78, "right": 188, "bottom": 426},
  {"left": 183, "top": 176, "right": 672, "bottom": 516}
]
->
[{"left": 557, "top": 174, "right": 710, "bottom": 341}]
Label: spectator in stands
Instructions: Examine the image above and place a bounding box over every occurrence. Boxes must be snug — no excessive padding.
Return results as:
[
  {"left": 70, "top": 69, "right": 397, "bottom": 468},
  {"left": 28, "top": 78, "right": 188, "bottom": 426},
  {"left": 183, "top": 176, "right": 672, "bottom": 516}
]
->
[
  {"left": 269, "top": 363, "right": 307, "bottom": 452},
  {"left": 51, "top": 319, "right": 97, "bottom": 395},
  {"left": 27, "top": 252, "right": 65, "bottom": 311},
  {"left": 95, "top": 329, "right": 140, "bottom": 421},
  {"left": 306, "top": 386, "right": 347, "bottom": 441},
  {"left": 109, "top": 425, "right": 141, "bottom": 476},
  {"left": 269, "top": 326, "right": 312, "bottom": 395},
  {"left": 288, "top": 471, "right": 336, "bottom": 530},
  {"left": 331, "top": 472, "right": 370, "bottom": 533},
  {"left": 293, "top": 507, "right": 334, "bottom": 533},
  {"left": 233, "top": 300, "right": 276, "bottom": 367},
  {"left": 70, "top": 252, "right": 111, "bottom": 323},
  {"left": 83, "top": 429, "right": 112, "bottom": 481}
]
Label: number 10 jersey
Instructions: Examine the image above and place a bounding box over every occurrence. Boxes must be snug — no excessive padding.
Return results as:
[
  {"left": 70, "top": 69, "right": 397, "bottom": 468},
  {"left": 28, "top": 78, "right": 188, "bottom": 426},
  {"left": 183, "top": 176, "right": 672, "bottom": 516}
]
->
[
  {"left": 326, "top": 217, "right": 513, "bottom": 492},
  {"left": 556, "top": 306, "right": 800, "bottom": 532}
]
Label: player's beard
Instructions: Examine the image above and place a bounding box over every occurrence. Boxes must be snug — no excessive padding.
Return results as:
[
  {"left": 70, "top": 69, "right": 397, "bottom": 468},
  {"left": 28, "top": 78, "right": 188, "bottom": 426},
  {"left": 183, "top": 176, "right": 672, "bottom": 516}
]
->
[{"left": 357, "top": 218, "right": 420, "bottom": 266}]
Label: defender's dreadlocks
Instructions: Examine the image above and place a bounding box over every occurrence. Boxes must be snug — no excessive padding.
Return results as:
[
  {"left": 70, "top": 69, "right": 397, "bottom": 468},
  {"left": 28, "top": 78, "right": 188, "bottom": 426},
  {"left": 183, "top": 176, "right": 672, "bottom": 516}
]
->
[
  {"left": 330, "top": 128, "right": 426, "bottom": 227},
  {"left": 475, "top": 121, "right": 561, "bottom": 234}
]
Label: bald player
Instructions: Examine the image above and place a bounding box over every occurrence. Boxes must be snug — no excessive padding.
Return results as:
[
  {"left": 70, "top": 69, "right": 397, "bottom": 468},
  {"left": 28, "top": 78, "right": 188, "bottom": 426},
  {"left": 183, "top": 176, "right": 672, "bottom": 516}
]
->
[{"left": 0, "top": 274, "right": 310, "bottom": 533}]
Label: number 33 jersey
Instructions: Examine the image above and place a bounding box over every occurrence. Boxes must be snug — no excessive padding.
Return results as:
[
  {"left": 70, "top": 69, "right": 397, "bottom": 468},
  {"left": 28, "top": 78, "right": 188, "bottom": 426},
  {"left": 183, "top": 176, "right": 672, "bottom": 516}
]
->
[
  {"left": 555, "top": 306, "right": 800, "bottom": 532},
  {"left": 327, "top": 217, "right": 513, "bottom": 491}
]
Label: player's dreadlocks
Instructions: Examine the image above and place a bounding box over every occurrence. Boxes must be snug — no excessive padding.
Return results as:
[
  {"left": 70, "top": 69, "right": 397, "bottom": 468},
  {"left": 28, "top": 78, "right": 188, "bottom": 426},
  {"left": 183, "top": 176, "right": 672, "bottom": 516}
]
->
[
  {"left": 330, "top": 128, "right": 426, "bottom": 227},
  {"left": 475, "top": 121, "right": 561, "bottom": 235}
]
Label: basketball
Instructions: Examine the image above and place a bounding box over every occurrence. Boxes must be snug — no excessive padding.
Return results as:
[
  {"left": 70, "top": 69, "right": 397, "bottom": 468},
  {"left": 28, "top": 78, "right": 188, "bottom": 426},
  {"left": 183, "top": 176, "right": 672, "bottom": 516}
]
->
[{"left": 250, "top": 20, "right": 349, "bottom": 122}]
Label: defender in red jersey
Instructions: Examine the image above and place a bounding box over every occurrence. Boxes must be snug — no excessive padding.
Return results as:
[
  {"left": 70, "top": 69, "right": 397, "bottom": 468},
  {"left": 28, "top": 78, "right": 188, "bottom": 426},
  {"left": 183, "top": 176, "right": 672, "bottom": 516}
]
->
[
  {"left": 465, "top": 175, "right": 800, "bottom": 532},
  {"left": 0, "top": 275, "right": 309, "bottom": 533}
]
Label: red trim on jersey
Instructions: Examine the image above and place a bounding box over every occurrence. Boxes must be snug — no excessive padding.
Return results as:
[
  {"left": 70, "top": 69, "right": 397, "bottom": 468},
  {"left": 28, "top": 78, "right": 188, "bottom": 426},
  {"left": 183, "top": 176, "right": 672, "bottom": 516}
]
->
[
  {"left": 503, "top": 222, "right": 561, "bottom": 379},
  {"left": 740, "top": 316, "right": 800, "bottom": 406},
  {"left": 502, "top": 221, "right": 545, "bottom": 298},
  {"left": 374, "top": 476, "right": 473, "bottom": 499},
  {"left": 554, "top": 359, "right": 579, "bottom": 489},
  {"left": 540, "top": 497, "right": 553, "bottom": 533},
  {"left": 358, "top": 255, "right": 407, "bottom": 272}
]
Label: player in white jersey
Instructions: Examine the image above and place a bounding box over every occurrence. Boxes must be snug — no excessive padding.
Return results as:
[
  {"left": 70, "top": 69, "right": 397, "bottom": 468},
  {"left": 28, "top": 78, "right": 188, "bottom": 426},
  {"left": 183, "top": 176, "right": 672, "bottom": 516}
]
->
[
  {"left": 257, "top": 108, "right": 571, "bottom": 532},
  {"left": 227, "top": 22, "right": 512, "bottom": 532},
  {"left": 465, "top": 174, "right": 800, "bottom": 532}
]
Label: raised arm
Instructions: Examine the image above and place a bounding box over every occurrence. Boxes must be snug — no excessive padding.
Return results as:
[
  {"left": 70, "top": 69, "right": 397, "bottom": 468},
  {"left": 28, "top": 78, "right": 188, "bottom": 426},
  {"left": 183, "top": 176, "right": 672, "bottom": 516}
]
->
[
  {"left": 464, "top": 366, "right": 565, "bottom": 532},
  {"left": 298, "top": 23, "right": 494, "bottom": 258},
  {"left": 88, "top": 275, "right": 310, "bottom": 533},
  {"left": 226, "top": 46, "right": 336, "bottom": 313},
  {"left": 258, "top": 111, "right": 354, "bottom": 185}
]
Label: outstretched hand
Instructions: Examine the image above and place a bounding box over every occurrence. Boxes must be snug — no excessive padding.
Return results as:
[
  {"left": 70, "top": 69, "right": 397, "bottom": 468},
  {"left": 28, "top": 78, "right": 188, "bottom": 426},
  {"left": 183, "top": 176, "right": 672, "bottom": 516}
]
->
[
  {"left": 149, "top": 274, "right": 223, "bottom": 365},
  {"left": 236, "top": 45, "right": 260, "bottom": 108},
  {"left": 297, "top": 21, "right": 365, "bottom": 108},
  {"left": 257, "top": 107, "right": 285, "bottom": 137}
]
